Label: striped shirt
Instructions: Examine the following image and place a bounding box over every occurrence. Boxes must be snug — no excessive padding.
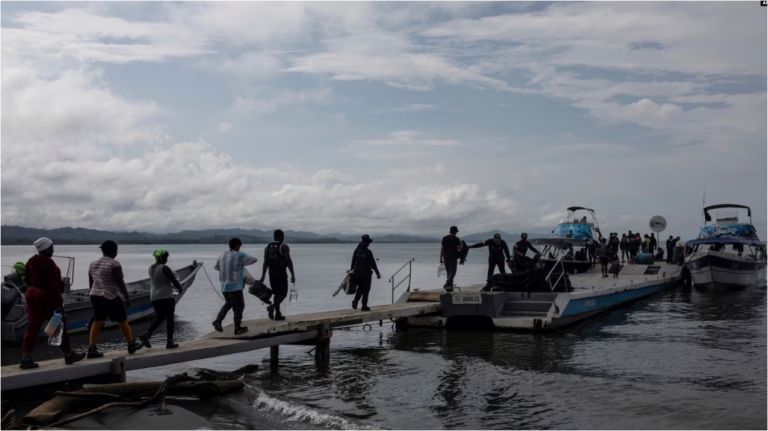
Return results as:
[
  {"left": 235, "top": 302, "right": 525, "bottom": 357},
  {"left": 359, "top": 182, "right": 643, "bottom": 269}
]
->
[
  {"left": 214, "top": 250, "right": 258, "bottom": 292},
  {"left": 89, "top": 256, "right": 122, "bottom": 300}
]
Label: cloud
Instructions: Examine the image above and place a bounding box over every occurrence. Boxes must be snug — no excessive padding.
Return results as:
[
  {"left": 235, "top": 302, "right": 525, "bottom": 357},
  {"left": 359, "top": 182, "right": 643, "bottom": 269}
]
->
[
  {"left": 372, "top": 104, "right": 440, "bottom": 114},
  {"left": 229, "top": 87, "right": 332, "bottom": 117},
  {"left": 218, "top": 122, "right": 233, "bottom": 132}
]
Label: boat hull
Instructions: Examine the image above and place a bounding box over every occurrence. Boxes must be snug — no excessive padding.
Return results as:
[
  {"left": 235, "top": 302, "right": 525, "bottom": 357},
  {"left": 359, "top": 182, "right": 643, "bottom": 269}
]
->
[{"left": 686, "top": 252, "right": 766, "bottom": 289}]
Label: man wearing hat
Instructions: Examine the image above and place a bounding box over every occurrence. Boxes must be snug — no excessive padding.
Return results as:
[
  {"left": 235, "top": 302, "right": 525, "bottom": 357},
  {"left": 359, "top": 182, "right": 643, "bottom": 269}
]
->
[
  {"left": 469, "top": 233, "right": 511, "bottom": 281},
  {"left": 19, "top": 238, "right": 85, "bottom": 369},
  {"left": 260, "top": 229, "right": 295, "bottom": 321},
  {"left": 350, "top": 235, "right": 381, "bottom": 311},
  {"left": 440, "top": 226, "right": 463, "bottom": 291}
]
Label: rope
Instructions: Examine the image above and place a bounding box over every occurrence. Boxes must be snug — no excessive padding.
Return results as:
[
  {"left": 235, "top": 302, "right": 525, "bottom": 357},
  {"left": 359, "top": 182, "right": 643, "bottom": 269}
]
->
[{"left": 201, "top": 263, "right": 225, "bottom": 301}]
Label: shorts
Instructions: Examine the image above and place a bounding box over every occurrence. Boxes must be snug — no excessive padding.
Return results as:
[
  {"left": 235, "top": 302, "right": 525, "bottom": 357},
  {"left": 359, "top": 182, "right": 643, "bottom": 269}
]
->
[{"left": 90, "top": 295, "right": 128, "bottom": 322}]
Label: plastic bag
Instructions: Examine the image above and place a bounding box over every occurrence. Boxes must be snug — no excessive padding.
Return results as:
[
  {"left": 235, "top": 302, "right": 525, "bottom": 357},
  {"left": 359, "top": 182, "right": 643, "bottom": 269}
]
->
[
  {"left": 289, "top": 284, "right": 298, "bottom": 302},
  {"left": 437, "top": 263, "right": 446, "bottom": 278},
  {"left": 48, "top": 321, "right": 63, "bottom": 346}
]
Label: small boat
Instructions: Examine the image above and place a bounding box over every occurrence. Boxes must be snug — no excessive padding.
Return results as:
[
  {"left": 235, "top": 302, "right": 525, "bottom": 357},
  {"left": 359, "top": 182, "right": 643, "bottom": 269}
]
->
[
  {"left": 1, "top": 257, "right": 203, "bottom": 342},
  {"left": 531, "top": 206, "right": 604, "bottom": 274},
  {"left": 684, "top": 204, "right": 766, "bottom": 289}
]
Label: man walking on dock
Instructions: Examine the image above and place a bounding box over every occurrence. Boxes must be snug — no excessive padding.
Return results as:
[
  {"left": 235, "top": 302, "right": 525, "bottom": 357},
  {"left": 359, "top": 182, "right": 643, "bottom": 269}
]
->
[
  {"left": 351, "top": 235, "right": 381, "bottom": 311},
  {"left": 468, "top": 233, "right": 511, "bottom": 280},
  {"left": 260, "top": 229, "right": 295, "bottom": 321},
  {"left": 440, "top": 226, "right": 462, "bottom": 292},
  {"left": 213, "top": 238, "right": 258, "bottom": 335},
  {"left": 88, "top": 240, "right": 143, "bottom": 358},
  {"left": 620, "top": 234, "right": 629, "bottom": 263},
  {"left": 19, "top": 238, "right": 86, "bottom": 369}
]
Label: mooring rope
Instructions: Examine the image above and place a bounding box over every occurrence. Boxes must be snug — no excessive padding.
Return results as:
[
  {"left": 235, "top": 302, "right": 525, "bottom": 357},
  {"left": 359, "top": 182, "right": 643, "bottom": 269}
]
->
[{"left": 201, "top": 262, "right": 225, "bottom": 301}]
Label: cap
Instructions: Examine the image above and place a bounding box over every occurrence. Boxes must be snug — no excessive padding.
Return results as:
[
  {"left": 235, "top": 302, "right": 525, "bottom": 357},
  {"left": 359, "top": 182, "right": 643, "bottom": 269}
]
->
[
  {"left": 450, "top": 226, "right": 459, "bottom": 233},
  {"left": 493, "top": 233, "right": 501, "bottom": 240}
]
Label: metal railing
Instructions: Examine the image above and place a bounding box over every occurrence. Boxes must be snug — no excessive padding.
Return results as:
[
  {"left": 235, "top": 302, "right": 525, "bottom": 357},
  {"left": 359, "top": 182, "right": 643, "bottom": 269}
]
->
[
  {"left": 544, "top": 256, "right": 564, "bottom": 315},
  {"left": 389, "top": 258, "right": 415, "bottom": 303}
]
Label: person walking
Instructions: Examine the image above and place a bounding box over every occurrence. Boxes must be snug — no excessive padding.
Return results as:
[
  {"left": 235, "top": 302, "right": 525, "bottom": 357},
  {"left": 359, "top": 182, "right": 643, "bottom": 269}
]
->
[
  {"left": 212, "top": 238, "right": 258, "bottom": 335},
  {"left": 259, "top": 230, "right": 295, "bottom": 321},
  {"left": 87, "top": 240, "right": 143, "bottom": 358},
  {"left": 350, "top": 235, "right": 381, "bottom": 311},
  {"left": 620, "top": 234, "right": 629, "bottom": 263},
  {"left": 139, "top": 249, "right": 184, "bottom": 350},
  {"left": 19, "top": 238, "right": 86, "bottom": 369},
  {"left": 440, "top": 226, "right": 462, "bottom": 292},
  {"left": 468, "top": 233, "right": 511, "bottom": 280}
]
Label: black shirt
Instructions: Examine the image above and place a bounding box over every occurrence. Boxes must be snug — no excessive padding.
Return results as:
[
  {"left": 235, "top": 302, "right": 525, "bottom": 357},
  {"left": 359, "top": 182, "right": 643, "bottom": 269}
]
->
[
  {"left": 265, "top": 241, "right": 287, "bottom": 273},
  {"left": 351, "top": 244, "right": 380, "bottom": 274},
  {"left": 442, "top": 235, "right": 461, "bottom": 260},
  {"left": 513, "top": 240, "right": 537, "bottom": 257},
  {"left": 471, "top": 239, "right": 511, "bottom": 260},
  {"left": 628, "top": 237, "right": 640, "bottom": 252}
]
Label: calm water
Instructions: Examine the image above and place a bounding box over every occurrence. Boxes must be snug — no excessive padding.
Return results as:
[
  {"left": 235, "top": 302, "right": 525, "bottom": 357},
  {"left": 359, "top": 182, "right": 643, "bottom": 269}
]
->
[{"left": 2, "top": 244, "right": 766, "bottom": 429}]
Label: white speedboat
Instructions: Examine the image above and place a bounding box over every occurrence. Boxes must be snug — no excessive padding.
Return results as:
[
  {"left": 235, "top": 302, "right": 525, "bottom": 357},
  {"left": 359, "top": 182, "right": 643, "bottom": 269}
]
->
[
  {"left": 684, "top": 204, "right": 766, "bottom": 289},
  {"left": 531, "top": 206, "right": 604, "bottom": 274}
]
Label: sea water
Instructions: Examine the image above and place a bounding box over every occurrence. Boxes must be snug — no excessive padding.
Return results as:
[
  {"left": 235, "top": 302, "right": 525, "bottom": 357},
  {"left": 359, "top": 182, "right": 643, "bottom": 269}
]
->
[{"left": 2, "top": 244, "right": 766, "bottom": 429}]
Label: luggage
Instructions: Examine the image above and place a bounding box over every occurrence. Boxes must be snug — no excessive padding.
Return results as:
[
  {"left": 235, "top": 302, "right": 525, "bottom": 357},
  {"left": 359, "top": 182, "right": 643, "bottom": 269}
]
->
[
  {"left": 634, "top": 253, "right": 654, "bottom": 265},
  {"left": 247, "top": 280, "right": 273, "bottom": 303}
]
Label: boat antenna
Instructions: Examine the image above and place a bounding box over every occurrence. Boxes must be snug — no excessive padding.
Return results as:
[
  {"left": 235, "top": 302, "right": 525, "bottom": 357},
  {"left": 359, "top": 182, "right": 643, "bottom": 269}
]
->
[{"left": 701, "top": 183, "right": 706, "bottom": 226}]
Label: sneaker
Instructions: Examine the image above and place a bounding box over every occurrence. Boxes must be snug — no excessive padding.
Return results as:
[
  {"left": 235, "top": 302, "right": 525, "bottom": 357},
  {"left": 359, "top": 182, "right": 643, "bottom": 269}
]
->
[
  {"left": 352, "top": 300, "right": 358, "bottom": 310},
  {"left": 139, "top": 332, "right": 152, "bottom": 349},
  {"left": 87, "top": 345, "right": 104, "bottom": 359},
  {"left": 166, "top": 341, "right": 179, "bottom": 349},
  {"left": 274, "top": 313, "right": 286, "bottom": 321},
  {"left": 212, "top": 320, "right": 223, "bottom": 333},
  {"left": 19, "top": 358, "right": 39, "bottom": 369},
  {"left": 64, "top": 351, "right": 86, "bottom": 365},
  {"left": 127, "top": 341, "right": 143, "bottom": 355},
  {"left": 267, "top": 305, "right": 275, "bottom": 320},
  {"left": 234, "top": 326, "right": 249, "bottom": 335},
  {"left": 445, "top": 287, "right": 454, "bottom": 293},
  {"left": 361, "top": 306, "right": 371, "bottom": 312}
]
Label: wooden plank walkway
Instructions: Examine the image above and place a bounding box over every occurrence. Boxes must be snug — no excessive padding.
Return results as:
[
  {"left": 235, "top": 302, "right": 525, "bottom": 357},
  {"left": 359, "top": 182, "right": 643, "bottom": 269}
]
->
[{"left": 1, "top": 301, "right": 441, "bottom": 392}]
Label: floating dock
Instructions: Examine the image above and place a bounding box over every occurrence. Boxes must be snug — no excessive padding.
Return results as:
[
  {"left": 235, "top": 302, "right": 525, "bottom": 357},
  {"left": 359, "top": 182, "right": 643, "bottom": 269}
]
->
[{"left": 0, "top": 302, "right": 441, "bottom": 392}]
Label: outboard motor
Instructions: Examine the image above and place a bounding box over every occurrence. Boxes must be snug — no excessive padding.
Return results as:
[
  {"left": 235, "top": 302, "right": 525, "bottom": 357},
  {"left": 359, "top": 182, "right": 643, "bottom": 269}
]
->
[{"left": 2, "top": 282, "right": 21, "bottom": 320}]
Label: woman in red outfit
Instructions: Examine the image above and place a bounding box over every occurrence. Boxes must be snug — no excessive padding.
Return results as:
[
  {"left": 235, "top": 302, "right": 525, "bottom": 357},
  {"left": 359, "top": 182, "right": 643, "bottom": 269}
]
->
[{"left": 20, "top": 238, "right": 85, "bottom": 369}]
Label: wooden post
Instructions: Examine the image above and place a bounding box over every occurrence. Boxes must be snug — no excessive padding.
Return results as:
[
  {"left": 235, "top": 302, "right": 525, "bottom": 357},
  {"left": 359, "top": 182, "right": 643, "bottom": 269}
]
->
[
  {"left": 270, "top": 345, "right": 279, "bottom": 365},
  {"left": 315, "top": 323, "right": 330, "bottom": 362},
  {"left": 111, "top": 357, "right": 126, "bottom": 383}
]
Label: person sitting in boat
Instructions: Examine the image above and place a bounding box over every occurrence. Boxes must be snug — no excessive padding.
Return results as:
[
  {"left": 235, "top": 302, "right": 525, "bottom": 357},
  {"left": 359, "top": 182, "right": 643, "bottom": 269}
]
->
[
  {"left": 513, "top": 233, "right": 540, "bottom": 270},
  {"left": 580, "top": 216, "right": 588, "bottom": 223},
  {"left": 19, "top": 238, "right": 86, "bottom": 369},
  {"left": 139, "top": 249, "right": 184, "bottom": 350},
  {"left": 565, "top": 245, "right": 575, "bottom": 261},
  {"left": 87, "top": 240, "right": 143, "bottom": 359}
]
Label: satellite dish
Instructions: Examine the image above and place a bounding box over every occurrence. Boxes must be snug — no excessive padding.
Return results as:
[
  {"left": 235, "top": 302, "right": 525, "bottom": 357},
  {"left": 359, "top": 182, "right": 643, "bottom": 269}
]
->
[{"left": 649, "top": 215, "right": 667, "bottom": 233}]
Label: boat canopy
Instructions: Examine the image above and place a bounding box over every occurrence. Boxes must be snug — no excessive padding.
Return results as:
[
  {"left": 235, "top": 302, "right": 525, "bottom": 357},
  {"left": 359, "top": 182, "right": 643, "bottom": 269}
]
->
[
  {"left": 704, "top": 204, "right": 751, "bottom": 222},
  {"left": 697, "top": 224, "right": 758, "bottom": 240},
  {"left": 566, "top": 206, "right": 594, "bottom": 213},
  {"left": 686, "top": 238, "right": 764, "bottom": 247},
  {"left": 552, "top": 223, "right": 595, "bottom": 240}
]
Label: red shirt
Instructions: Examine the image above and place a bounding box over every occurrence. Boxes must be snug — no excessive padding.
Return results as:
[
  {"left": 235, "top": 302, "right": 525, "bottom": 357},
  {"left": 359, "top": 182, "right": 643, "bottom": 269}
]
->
[{"left": 25, "top": 254, "right": 63, "bottom": 305}]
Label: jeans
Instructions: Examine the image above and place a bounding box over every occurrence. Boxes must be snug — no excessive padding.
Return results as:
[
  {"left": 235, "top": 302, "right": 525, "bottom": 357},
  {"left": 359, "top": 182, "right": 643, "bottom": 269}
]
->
[
  {"left": 444, "top": 258, "right": 458, "bottom": 287},
  {"left": 353, "top": 269, "right": 372, "bottom": 307},
  {"left": 217, "top": 290, "right": 245, "bottom": 326}
]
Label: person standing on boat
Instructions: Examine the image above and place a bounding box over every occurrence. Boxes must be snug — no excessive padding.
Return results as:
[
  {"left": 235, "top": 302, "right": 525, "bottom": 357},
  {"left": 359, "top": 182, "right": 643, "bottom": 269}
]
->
[
  {"left": 666, "top": 236, "right": 679, "bottom": 264},
  {"left": 259, "top": 229, "right": 295, "bottom": 321},
  {"left": 350, "top": 235, "right": 381, "bottom": 311},
  {"left": 620, "top": 234, "right": 629, "bottom": 263},
  {"left": 440, "top": 226, "right": 462, "bottom": 291},
  {"left": 139, "top": 249, "right": 184, "bottom": 350},
  {"left": 585, "top": 237, "right": 597, "bottom": 267},
  {"left": 649, "top": 233, "right": 657, "bottom": 255},
  {"left": 513, "top": 233, "right": 540, "bottom": 270},
  {"left": 19, "top": 238, "right": 86, "bottom": 369},
  {"left": 87, "top": 240, "right": 143, "bottom": 358},
  {"left": 212, "top": 238, "right": 257, "bottom": 335},
  {"left": 468, "top": 233, "right": 511, "bottom": 280}
]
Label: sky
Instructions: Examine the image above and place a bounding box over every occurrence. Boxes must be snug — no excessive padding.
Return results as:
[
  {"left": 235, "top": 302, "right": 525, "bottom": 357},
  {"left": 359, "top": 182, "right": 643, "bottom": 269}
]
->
[{"left": 1, "top": 1, "right": 766, "bottom": 239}]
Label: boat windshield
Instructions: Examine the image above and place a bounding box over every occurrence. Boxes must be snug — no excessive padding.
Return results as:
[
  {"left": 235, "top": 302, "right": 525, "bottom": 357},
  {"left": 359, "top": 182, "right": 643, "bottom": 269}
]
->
[{"left": 552, "top": 223, "right": 594, "bottom": 240}]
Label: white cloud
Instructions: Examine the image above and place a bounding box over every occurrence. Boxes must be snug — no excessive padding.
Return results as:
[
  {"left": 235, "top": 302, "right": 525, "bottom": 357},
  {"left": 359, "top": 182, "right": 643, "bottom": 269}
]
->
[
  {"left": 372, "top": 104, "right": 439, "bottom": 114},
  {"left": 218, "top": 122, "right": 233, "bottom": 132},
  {"left": 229, "top": 88, "right": 332, "bottom": 117}
]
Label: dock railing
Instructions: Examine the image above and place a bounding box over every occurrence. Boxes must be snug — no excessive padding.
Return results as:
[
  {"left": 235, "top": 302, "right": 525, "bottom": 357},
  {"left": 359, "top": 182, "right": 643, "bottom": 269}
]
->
[
  {"left": 390, "top": 258, "right": 415, "bottom": 303},
  {"left": 544, "top": 257, "right": 564, "bottom": 314}
]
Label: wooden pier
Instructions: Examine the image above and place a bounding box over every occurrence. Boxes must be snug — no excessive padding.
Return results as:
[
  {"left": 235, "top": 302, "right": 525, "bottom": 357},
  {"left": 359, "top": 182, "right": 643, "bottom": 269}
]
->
[{"left": 0, "top": 301, "right": 441, "bottom": 392}]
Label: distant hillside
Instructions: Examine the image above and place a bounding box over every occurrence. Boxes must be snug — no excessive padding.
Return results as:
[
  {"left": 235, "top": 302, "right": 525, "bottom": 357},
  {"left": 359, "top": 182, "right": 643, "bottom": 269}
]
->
[
  {"left": 462, "top": 229, "right": 549, "bottom": 243},
  {"left": 0, "top": 226, "right": 437, "bottom": 245}
]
